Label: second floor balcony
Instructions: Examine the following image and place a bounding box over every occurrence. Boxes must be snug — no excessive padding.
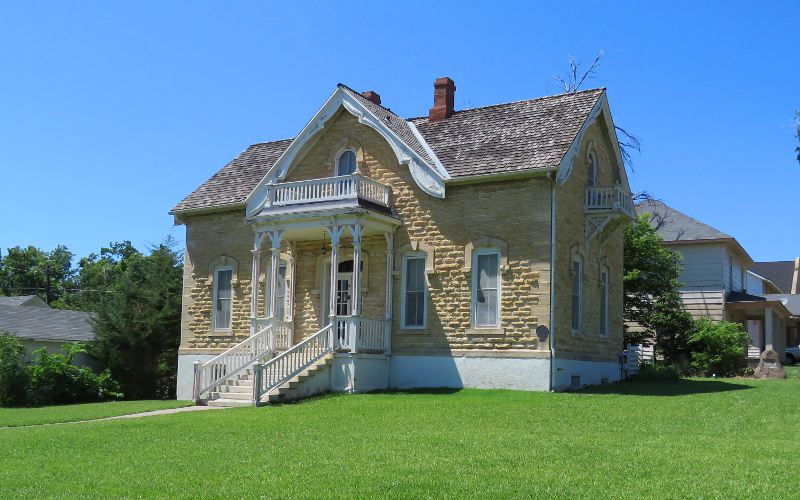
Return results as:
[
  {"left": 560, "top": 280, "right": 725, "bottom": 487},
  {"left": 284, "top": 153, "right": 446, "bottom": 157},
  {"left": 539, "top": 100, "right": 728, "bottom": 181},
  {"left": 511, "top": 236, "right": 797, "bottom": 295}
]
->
[
  {"left": 260, "top": 174, "right": 392, "bottom": 215},
  {"left": 585, "top": 185, "right": 635, "bottom": 219}
]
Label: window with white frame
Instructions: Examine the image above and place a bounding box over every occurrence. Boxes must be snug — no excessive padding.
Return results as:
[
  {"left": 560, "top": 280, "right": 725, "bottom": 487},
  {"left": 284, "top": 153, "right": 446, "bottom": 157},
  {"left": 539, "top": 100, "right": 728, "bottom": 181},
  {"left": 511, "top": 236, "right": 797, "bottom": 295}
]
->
[
  {"left": 265, "top": 260, "right": 289, "bottom": 320},
  {"left": 587, "top": 151, "right": 598, "bottom": 187},
  {"left": 571, "top": 257, "right": 583, "bottom": 332},
  {"left": 213, "top": 267, "right": 234, "bottom": 331},
  {"left": 401, "top": 253, "right": 427, "bottom": 328},
  {"left": 336, "top": 149, "right": 357, "bottom": 176},
  {"left": 600, "top": 268, "right": 609, "bottom": 336},
  {"left": 473, "top": 250, "right": 501, "bottom": 328}
]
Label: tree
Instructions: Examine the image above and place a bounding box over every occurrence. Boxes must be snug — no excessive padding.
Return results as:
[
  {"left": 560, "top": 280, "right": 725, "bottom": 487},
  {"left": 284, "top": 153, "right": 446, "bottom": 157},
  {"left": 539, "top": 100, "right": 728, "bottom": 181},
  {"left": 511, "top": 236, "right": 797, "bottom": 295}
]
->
[
  {"left": 0, "top": 245, "right": 74, "bottom": 304},
  {"left": 795, "top": 110, "right": 799, "bottom": 163},
  {"left": 554, "top": 51, "right": 641, "bottom": 169},
  {"left": 623, "top": 214, "right": 694, "bottom": 362},
  {"left": 59, "top": 241, "right": 139, "bottom": 312},
  {"left": 89, "top": 238, "right": 183, "bottom": 399}
]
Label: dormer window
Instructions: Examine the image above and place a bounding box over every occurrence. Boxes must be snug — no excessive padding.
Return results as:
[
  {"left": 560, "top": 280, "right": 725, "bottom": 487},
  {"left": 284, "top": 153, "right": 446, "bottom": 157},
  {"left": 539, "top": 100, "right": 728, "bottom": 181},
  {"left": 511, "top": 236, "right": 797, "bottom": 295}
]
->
[{"left": 336, "top": 149, "right": 357, "bottom": 176}]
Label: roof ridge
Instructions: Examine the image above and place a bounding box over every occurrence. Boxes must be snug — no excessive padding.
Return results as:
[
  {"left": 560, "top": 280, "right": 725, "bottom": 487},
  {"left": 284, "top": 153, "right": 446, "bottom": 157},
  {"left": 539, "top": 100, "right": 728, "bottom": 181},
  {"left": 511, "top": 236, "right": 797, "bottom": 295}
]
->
[
  {"left": 337, "top": 83, "right": 402, "bottom": 117},
  {"left": 247, "top": 137, "right": 295, "bottom": 147},
  {"left": 407, "top": 87, "right": 606, "bottom": 122}
]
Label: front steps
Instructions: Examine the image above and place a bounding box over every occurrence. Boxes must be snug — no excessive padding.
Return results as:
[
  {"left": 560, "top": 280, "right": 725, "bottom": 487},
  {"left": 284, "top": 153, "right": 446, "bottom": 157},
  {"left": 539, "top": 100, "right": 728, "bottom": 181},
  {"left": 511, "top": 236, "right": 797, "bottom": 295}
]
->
[{"left": 205, "top": 352, "right": 334, "bottom": 407}]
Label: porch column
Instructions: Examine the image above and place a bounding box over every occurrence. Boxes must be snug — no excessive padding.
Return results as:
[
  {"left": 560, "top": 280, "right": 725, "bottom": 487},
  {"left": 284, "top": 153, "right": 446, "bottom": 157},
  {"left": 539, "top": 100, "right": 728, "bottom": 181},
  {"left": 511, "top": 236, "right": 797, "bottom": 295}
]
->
[
  {"left": 384, "top": 231, "right": 394, "bottom": 320},
  {"left": 765, "top": 308, "right": 774, "bottom": 351},
  {"left": 249, "top": 232, "right": 265, "bottom": 335},
  {"left": 326, "top": 225, "right": 344, "bottom": 321},
  {"left": 267, "top": 230, "right": 285, "bottom": 319},
  {"left": 349, "top": 223, "right": 363, "bottom": 317}
]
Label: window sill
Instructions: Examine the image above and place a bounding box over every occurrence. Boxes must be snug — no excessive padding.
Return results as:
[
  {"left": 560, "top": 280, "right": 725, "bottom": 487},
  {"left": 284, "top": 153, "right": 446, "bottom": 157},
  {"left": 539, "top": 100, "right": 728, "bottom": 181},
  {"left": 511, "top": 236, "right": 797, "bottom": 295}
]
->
[
  {"left": 466, "top": 328, "right": 504, "bottom": 336},
  {"left": 397, "top": 327, "right": 429, "bottom": 335},
  {"left": 208, "top": 330, "right": 234, "bottom": 337}
]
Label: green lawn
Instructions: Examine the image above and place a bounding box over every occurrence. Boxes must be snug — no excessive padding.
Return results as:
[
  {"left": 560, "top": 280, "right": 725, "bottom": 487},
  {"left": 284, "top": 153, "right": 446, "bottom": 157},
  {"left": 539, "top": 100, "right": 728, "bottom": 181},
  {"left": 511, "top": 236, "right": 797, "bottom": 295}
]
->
[
  {"left": 1, "top": 370, "right": 798, "bottom": 498},
  {"left": 0, "top": 400, "right": 192, "bottom": 427}
]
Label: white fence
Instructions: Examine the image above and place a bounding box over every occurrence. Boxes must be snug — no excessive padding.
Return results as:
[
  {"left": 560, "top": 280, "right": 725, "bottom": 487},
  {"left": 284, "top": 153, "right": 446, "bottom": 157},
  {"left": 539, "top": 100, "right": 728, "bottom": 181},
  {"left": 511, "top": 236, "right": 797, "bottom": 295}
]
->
[{"left": 624, "top": 344, "right": 655, "bottom": 376}]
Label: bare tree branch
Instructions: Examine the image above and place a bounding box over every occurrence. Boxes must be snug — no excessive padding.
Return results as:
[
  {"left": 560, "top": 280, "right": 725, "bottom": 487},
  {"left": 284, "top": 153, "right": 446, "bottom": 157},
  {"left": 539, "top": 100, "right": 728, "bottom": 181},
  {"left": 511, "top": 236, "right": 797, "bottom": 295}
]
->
[
  {"left": 555, "top": 51, "right": 641, "bottom": 170},
  {"left": 554, "top": 51, "right": 603, "bottom": 93}
]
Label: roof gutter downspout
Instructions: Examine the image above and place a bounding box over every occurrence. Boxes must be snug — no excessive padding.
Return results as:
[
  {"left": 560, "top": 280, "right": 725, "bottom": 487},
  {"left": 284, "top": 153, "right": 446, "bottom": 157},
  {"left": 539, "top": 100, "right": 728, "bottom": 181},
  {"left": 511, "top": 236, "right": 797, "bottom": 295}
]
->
[{"left": 548, "top": 171, "right": 557, "bottom": 392}]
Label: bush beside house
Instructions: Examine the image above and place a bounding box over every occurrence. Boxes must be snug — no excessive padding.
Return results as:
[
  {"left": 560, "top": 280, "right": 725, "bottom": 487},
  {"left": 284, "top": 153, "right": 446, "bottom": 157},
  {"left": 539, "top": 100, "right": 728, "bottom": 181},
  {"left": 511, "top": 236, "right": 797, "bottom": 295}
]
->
[{"left": 0, "top": 335, "right": 121, "bottom": 407}]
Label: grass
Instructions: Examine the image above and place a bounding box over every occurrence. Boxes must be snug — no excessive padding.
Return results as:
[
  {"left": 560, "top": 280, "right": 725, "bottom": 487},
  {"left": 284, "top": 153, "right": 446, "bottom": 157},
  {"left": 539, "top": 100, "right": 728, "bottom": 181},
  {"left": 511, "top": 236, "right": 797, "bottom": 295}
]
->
[
  {"left": 0, "top": 400, "right": 192, "bottom": 427},
  {"left": 0, "top": 369, "right": 798, "bottom": 498}
]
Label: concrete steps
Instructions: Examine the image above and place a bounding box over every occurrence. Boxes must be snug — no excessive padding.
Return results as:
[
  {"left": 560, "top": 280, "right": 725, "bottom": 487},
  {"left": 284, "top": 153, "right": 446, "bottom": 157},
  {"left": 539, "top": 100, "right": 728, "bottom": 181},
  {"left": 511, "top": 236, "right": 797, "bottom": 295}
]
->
[{"left": 262, "top": 353, "right": 333, "bottom": 404}]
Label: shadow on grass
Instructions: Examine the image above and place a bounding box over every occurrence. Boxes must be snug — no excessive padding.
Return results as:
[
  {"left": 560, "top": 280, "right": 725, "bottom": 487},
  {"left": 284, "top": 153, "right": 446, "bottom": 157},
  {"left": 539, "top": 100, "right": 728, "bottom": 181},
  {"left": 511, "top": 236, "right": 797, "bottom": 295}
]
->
[{"left": 583, "top": 378, "right": 754, "bottom": 396}]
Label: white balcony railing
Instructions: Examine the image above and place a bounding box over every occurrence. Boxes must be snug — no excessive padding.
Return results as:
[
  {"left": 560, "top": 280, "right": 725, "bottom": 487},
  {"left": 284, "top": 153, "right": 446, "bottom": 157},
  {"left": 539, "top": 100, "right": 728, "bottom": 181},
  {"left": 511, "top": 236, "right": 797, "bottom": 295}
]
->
[
  {"left": 585, "top": 186, "right": 635, "bottom": 218},
  {"left": 264, "top": 174, "right": 390, "bottom": 209}
]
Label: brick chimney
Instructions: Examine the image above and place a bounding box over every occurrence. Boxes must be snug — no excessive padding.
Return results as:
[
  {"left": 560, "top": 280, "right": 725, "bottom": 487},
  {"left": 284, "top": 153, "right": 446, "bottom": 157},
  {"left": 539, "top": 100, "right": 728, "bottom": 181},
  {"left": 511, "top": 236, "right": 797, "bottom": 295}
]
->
[
  {"left": 428, "top": 77, "right": 456, "bottom": 122},
  {"left": 792, "top": 257, "right": 800, "bottom": 294},
  {"left": 361, "top": 90, "right": 381, "bottom": 105}
]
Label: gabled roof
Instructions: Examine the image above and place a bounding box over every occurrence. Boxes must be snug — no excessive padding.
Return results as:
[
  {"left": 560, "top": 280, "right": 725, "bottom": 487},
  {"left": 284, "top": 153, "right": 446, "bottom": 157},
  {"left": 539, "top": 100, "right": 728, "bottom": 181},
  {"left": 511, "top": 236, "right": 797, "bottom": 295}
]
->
[
  {"left": 0, "top": 295, "right": 48, "bottom": 308},
  {"left": 0, "top": 305, "right": 95, "bottom": 342},
  {"left": 636, "top": 200, "right": 754, "bottom": 266},
  {"left": 172, "top": 85, "right": 607, "bottom": 213},
  {"left": 752, "top": 261, "right": 794, "bottom": 294}
]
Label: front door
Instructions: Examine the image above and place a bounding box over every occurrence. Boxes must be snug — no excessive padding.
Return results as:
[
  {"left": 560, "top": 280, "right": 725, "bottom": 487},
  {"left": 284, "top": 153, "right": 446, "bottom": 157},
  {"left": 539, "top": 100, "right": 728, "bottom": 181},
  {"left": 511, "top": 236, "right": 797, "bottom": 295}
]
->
[{"left": 335, "top": 273, "right": 353, "bottom": 316}]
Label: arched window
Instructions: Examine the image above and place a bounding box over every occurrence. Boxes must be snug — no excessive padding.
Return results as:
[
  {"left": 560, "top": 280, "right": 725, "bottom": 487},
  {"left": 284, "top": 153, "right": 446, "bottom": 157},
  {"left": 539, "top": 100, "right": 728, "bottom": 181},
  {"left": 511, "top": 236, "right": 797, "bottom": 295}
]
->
[
  {"left": 571, "top": 255, "right": 583, "bottom": 333},
  {"left": 587, "top": 151, "right": 598, "bottom": 187},
  {"left": 472, "top": 249, "right": 501, "bottom": 328},
  {"left": 599, "top": 266, "right": 609, "bottom": 337},
  {"left": 336, "top": 149, "right": 357, "bottom": 176},
  {"left": 401, "top": 251, "right": 428, "bottom": 329},
  {"left": 213, "top": 266, "right": 234, "bottom": 331}
]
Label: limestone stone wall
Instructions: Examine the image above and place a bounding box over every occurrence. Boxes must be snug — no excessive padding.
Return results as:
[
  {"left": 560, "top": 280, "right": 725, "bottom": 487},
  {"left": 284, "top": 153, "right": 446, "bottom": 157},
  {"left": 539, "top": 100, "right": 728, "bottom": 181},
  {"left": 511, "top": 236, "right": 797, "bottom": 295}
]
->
[
  {"left": 283, "top": 111, "right": 551, "bottom": 354},
  {"left": 552, "top": 119, "right": 626, "bottom": 362},
  {"left": 179, "top": 210, "right": 263, "bottom": 351}
]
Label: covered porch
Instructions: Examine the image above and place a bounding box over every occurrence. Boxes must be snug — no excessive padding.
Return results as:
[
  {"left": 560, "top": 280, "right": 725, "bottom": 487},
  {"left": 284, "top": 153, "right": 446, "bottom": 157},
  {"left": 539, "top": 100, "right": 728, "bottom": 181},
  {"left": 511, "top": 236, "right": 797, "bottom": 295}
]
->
[
  {"left": 248, "top": 207, "right": 401, "bottom": 355},
  {"left": 725, "top": 292, "right": 792, "bottom": 363}
]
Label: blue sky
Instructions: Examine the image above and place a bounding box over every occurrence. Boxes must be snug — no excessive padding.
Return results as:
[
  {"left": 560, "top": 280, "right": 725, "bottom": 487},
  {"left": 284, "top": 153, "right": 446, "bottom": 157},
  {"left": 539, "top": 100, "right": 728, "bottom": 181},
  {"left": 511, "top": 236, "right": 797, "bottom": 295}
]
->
[{"left": 0, "top": 1, "right": 797, "bottom": 262}]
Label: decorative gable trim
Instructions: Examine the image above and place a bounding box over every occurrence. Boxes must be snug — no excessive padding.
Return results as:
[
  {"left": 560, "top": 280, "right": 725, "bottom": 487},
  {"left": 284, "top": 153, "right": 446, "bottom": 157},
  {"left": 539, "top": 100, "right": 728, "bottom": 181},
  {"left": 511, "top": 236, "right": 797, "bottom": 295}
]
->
[
  {"left": 556, "top": 93, "right": 628, "bottom": 190},
  {"left": 245, "top": 87, "right": 447, "bottom": 216}
]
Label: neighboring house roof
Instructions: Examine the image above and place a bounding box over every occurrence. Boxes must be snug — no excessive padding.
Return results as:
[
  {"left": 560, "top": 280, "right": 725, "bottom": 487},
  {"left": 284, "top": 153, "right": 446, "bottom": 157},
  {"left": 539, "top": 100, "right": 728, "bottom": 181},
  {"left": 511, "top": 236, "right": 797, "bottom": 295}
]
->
[
  {"left": 752, "top": 261, "right": 794, "bottom": 295},
  {"left": 0, "top": 305, "right": 95, "bottom": 342},
  {"left": 0, "top": 295, "right": 49, "bottom": 308},
  {"left": 635, "top": 200, "right": 754, "bottom": 265},
  {"left": 747, "top": 270, "right": 783, "bottom": 295},
  {"left": 172, "top": 86, "right": 606, "bottom": 213},
  {"left": 765, "top": 294, "right": 800, "bottom": 317}
]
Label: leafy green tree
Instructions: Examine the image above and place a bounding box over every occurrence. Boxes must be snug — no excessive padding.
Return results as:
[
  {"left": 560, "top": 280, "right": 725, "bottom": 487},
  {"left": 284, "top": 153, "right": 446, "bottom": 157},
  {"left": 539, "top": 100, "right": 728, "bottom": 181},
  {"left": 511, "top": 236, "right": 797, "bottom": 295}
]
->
[
  {"left": 89, "top": 238, "right": 183, "bottom": 399},
  {"left": 59, "top": 241, "right": 139, "bottom": 312},
  {"left": 624, "top": 214, "right": 694, "bottom": 363},
  {"left": 0, "top": 245, "right": 74, "bottom": 304}
]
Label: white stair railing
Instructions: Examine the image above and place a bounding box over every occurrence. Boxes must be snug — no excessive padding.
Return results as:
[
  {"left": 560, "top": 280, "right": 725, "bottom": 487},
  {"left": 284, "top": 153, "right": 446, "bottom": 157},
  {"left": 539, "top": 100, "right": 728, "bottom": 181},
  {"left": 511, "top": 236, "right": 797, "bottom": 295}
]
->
[
  {"left": 192, "top": 324, "right": 276, "bottom": 402},
  {"left": 253, "top": 324, "right": 334, "bottom": 404}
]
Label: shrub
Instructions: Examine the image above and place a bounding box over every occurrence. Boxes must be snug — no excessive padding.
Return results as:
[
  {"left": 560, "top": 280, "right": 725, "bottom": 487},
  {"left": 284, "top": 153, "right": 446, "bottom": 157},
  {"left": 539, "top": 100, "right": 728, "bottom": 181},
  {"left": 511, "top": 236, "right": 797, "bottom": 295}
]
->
[
  {"left": 687, "top": 319, "right": 749, "bottom": 377},
  {"left": 27, "top": 343, "right": 122, "bottom": 406},
  {"left": 0, "top": 335, "right": 29, "bottom": 407},
  {"left": 633, "top": 363, "right": 682, "bottom": 380}
]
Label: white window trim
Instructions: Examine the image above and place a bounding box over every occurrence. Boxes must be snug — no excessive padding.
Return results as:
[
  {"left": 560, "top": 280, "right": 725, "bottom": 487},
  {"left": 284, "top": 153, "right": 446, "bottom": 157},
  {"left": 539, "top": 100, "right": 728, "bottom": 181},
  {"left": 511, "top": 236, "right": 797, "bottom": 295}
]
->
[
  {"left": 471, "top": 248, "right": 502, "bottom": 329},
  {"left": 335, "top": 148, "right": 358, "bottom": 177},
  {"left": 571, "top": 256, "right": 583, "bottom": 335},
  {"left": 212, "top": 265, "right": 235, "bottom": 332},
  {"left": 600, "top": 268, "right": 609, "bottom": 337},
  {"left": 400, "top": 252, "right": 428, "bottom": 329}
]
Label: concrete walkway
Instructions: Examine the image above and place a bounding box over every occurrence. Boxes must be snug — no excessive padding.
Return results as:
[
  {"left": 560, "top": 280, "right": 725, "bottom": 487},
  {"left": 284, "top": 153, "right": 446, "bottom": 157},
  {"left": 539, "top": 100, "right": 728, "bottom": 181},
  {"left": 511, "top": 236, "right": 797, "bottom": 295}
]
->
[{"left": 1, "top": 405, "right": 228, "bottom": 430}]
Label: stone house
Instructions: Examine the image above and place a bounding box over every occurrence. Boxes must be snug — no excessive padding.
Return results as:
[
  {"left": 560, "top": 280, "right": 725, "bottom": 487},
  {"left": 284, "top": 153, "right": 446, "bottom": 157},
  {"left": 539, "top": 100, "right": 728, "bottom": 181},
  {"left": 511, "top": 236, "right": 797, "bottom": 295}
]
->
[
  {"left": 636, "top": 201, "right": 798, "bottom": 363},
  {"left": 171, "top": 78, "right": 634, "bottom": 405}
]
